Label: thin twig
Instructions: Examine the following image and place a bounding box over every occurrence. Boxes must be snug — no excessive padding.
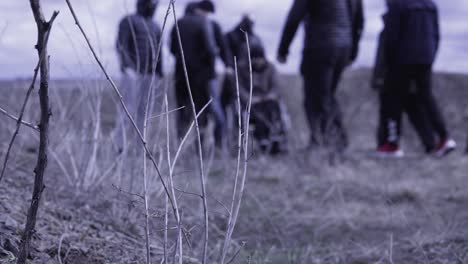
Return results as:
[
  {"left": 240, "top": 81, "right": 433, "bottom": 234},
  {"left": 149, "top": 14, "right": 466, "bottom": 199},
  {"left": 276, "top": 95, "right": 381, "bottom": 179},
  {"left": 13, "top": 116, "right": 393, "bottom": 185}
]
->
[
  {"left": 148, "top": 106, "right": 185, "bottom": 120},
  {"left": 0, "top": 106, "right": 38, "bottom": 131},
  {"left": 226, "top": 241, "right": 246, "bottom": 264},
  {"left": 221, "top": 33, "right": 253, "bottom": 264},
  {"left": 63, "top": 0, "right": 177, "bottom": 215},
  {"left": 170, "top": 4, "right": 209, "bottom": 262},
  {"left": 221, "top": 57, "right": 243, "bottom": 263}
]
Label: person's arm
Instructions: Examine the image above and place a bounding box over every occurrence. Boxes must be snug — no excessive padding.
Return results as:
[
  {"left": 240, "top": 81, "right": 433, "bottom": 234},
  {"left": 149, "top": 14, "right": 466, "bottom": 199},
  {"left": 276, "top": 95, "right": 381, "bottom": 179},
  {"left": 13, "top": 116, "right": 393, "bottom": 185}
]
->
[
  {"left": 350, "top": 0, "right": 365, "bottom": 62},
  {"left": 277, "top": 0, "right": 308, "bottom": 62},
  {"left": 214, "top": 22, "right": 234, "bottom": 68},
  {"left": 201, "top": 19, "right": 219, "bottom": 60},
  {"left": 267, "top": 64, "right": 280, "bottom": 98},
  {"left": 116, "top": 17, "right": 134, "bottom": 72},
  {"left": 383, "top": 1, "right": 401, "bottom": 65},
  {"left": 169, "top": 25, "right": 178, "bottom": 57},
  {"left": 434, "top": 7, "right": 440, "bottom": 54}
]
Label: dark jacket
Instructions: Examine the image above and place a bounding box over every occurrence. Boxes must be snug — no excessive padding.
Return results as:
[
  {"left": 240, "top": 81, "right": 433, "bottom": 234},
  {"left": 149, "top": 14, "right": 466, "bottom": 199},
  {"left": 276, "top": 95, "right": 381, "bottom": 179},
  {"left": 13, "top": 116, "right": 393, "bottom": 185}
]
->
[
  {"left": 169, "top": 14, "right": 218, "bottom": 80},
  {"left": 213, "top": 21, "right": 233, "bottom": 68},
  {"left": 278, "top": 0, "right": 353, "bottom": 61},
  {"left": 238, "top": 60, "right": 279, "bottom": 105},
  {"left": 117, "top": 14, "right": 163, "bottom": 76},
  {"left": 226, "top": 26, "right": 264, "bottom": 62},
  {"left": 384, "top": 0, "right": 440, "bottom": 65}
]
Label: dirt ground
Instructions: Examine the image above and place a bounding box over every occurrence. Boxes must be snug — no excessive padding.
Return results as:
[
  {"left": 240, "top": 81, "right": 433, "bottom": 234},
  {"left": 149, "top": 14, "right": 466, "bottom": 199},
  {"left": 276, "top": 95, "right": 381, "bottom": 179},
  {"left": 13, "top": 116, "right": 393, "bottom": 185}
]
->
[{"left": 1, "top": 69, "right": 468, "bottom": 263}]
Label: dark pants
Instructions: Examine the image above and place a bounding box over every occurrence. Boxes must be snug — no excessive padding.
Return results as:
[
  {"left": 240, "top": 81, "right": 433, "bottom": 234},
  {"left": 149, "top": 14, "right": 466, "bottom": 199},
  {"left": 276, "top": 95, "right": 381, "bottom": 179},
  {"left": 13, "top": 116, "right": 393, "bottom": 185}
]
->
[
  {"left": 251, "top": 100, "right": 288, "bottom": 154},
  {"left": 175, "top": 74, "right": 225, "bottom": 146},
  {"left": 380, "top": 64, "right": 448, "bottom": 150},
  {"left": 377, "top": 89, "right": 436, "bottom": 152},
  {"left": 301, "top": 47, "right": 350, "bottom": 150},
  {"left": 175, "top": 74, "right": 209, "bottom": 139}
]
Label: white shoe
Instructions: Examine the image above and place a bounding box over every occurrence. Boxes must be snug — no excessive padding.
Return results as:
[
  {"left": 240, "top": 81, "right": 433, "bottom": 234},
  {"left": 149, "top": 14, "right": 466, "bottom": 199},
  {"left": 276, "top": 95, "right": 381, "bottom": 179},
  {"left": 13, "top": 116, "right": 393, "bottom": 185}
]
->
[{"left": 433, "top": 138, "right": 456, "bottom": 158}]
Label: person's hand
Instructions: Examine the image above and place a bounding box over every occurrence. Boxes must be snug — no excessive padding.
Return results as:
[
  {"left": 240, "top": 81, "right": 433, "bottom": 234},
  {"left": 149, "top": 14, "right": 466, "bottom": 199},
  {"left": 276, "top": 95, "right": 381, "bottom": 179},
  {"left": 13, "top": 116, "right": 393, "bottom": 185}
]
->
[
  {"left": 251, "top": 96, "right": 262, "bottom": 104},
  {"left": 225, "top": 67, "right": 234, "bottom": 76},
  {"left": 277, "top": 54, "right": 287, "bottom": 64}
]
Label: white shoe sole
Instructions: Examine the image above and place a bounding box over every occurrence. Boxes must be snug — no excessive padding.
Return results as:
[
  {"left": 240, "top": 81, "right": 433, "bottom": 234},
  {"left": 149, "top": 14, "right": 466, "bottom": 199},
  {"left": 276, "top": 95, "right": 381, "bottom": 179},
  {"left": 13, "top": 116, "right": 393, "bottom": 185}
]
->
[
  {"left": 434, "top": 139, "right": 457, "bottom": 158},
  {"left": 375, "top": 150, "right": 405, "bottom": 159}
]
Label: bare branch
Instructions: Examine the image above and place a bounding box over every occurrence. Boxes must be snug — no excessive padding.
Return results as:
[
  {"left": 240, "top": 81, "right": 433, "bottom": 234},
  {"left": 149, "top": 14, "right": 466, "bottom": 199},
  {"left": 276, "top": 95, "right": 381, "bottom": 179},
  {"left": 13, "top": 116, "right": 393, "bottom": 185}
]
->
[
  {"left": 17, "top": 1, "right": 59, "bottom": 262},
  {"left": 0, "top": 106, "right": 38, "bottom": 131},
  {"left": 148, "top": 106, "right": 185, "bottom": 121},
  {"left": 221, "top": 32, "right": 253, "bottom": 263},
  {"left": 170, "top": 3, "right": 210, "bottom": 262},
  {"left": 0, "top": 13, "right": 57, "bottom": 184},
  {"left": 63, "top": 0, "right": 178, "bottom": 217}
]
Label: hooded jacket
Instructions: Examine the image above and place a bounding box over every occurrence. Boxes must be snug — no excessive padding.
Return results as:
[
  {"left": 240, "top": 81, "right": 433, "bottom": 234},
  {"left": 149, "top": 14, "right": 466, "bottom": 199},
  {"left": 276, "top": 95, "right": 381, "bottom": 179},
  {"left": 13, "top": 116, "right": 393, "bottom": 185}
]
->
[
  {"left": 169, "top": 12, "right": 218, "bottom": 80},
  {"left": 116, "top": 7, "right": 163, "bottom": 76},
  {"left": 384, "top": 0, "right": 440, "bottom": 65},
  {"left": 225, "top": 18, "right": 264, "bottom": 62}
]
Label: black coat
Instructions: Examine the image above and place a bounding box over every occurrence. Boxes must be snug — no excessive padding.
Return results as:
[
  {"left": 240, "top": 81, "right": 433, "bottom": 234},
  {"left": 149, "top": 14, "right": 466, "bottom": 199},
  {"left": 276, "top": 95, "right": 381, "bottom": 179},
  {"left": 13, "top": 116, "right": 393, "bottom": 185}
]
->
[
  {"left": 384, "top": 0, "right": 439, "bottom": 65},
  {"left": 278, "top": 0, "right": 355, "bottom": 64},
  {"left": 117, "top": 14, "right": 163, "bottom": 76},
  {"left": 170, "top": 14, "right": 218, "bottom": 81}
]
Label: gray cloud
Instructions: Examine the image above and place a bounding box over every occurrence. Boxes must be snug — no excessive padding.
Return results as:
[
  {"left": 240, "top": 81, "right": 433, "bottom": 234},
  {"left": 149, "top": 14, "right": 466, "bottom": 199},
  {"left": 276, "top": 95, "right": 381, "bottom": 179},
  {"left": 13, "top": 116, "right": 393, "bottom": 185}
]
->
[{"left": 0, "top": 0, "right": 467, "bottom": 79}]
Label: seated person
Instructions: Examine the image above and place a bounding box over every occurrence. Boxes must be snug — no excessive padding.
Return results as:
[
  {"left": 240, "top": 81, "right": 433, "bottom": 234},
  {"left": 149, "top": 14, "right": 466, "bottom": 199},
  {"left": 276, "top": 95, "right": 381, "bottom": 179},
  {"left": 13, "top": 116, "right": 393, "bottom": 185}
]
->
[{"left": 237, "top": 45, "right": 289, "bottom": 155}]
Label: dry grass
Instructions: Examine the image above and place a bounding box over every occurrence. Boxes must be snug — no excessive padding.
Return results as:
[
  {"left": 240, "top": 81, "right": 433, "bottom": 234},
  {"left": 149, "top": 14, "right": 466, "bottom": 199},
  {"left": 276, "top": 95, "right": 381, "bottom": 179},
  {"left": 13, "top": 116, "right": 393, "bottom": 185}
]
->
[{"left": 1, "top": 69, "right": 468, "bottom": 263}]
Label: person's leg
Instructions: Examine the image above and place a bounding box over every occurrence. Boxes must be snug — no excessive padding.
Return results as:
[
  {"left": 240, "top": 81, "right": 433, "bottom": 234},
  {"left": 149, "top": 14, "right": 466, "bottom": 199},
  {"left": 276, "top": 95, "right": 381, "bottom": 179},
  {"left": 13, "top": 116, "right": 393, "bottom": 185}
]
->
[
  {"left": 404, "top": 91, "right": 436, "bottom": 152},
  {"left": 414, "top": 65, "right": 449, "bottom": 140},
  {"left": 250, "top": 102, "right": 270, "bottom": 153},
  {"left": 175, "top": 77, "right": 190, "bottom": 140},
  {"left": 208, "top": 78, "right": 226, "bottom": 147},
  {"left": 377, "top": 90, "right": 388, "bottom": 147},
  {"left": 327, "top": 60, "right": 348, "bottom": 150},
  {"left": 302, "top": 63, "right": 334, "bottom": 147},
  {"left": 381, "top": 66, "right": 410, "bottom": 146},
  {"left": 116, "top": 70, "right": 138, "bottom": 153},
  {"left": 136, "top": 75, "right": 158, "bottom": 137},
  {"left": 267, "top": 100, "right": 288, "bottom": 154}
]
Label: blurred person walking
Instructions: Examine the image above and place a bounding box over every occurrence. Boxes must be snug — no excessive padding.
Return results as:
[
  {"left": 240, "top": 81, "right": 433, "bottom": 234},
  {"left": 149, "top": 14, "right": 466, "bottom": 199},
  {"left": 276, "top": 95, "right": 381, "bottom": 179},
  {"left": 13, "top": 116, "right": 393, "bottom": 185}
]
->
[
  {"left": 237, "top": 45, "right": 289, "bottom": 155},
  {"left": 221, "top": 15, "right": 264, "bottom": 143},
  {"left": 115, "top": 0, "right": 163, "bottom": 153},
  {"left": 377, "top": 0, "right": 456, "bottom": 157},
  {"left": 373, "top": 12, "right": 437, "bottom": 156},
  {"left": 170, "top": 0, "right": 224, "bottom": 146},
  {"left": 277, "top": 0, "right": 364, "bottom": 152}
]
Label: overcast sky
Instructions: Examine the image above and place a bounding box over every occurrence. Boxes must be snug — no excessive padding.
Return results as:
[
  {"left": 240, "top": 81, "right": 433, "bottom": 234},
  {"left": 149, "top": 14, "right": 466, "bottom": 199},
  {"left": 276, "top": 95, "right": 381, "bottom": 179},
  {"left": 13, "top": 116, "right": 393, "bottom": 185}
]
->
[{"left": 0, "top": 0, "right": 467, "bottom": 79}]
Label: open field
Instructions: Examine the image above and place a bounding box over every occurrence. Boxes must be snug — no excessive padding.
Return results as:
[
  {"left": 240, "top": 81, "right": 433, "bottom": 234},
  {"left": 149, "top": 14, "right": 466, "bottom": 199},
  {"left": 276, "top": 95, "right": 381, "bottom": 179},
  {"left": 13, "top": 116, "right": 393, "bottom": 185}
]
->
[{"left": 1, "top": 69, "right": 468, "bottom": 263}]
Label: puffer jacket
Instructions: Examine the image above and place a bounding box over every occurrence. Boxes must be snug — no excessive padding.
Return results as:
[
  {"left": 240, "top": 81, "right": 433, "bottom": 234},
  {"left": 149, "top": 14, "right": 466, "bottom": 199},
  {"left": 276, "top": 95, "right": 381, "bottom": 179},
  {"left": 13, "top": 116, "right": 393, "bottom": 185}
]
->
[{"left": 278, "top": 0, "right": 354, "bottom": 62}]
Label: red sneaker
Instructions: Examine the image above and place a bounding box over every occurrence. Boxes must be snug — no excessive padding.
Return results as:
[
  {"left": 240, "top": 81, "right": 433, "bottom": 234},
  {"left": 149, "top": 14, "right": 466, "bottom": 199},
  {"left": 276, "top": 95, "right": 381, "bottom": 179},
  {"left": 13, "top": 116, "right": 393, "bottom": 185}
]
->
[
  {"left": 376, "top": 143, "right": 404, "bottom": 158},
  {"left": 433, "top": 138, "right": 456, "bottom": 157}
]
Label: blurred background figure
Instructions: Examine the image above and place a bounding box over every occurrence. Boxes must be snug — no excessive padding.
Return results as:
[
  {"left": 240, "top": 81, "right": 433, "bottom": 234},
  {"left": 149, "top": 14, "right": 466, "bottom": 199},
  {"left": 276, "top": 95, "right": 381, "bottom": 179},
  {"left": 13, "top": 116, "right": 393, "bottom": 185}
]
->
[
  {"left": 377, "top": 0, "right": 456, "bottom": 158},
  {"left": 115, "top": 0, "right": 163, "bottom": 154},
  {"left": 277, "top": 0, "right": 364, "bottom": 153},
  {"left": 202, "top": 0, "right": 233, "bottom": 149},
  {"left": 237, "top": 45, "right": 289, "bottom": 155},
  {"left": 221, "top": 14, "right": 264, "bottom": 145},
  {"left": 373, "top": 11, "right": 437, "bottom": 156},
  {"left": 170, "top": 0, "right": 223, "bottom": 145}
]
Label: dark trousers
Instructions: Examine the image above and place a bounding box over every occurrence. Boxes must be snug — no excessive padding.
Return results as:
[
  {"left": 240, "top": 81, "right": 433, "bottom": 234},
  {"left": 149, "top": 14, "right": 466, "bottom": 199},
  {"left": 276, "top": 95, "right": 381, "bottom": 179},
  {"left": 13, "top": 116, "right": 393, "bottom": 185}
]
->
[
  {"left": 251, "top": 100, "right": 288, "bottom": 154},
  {"left": 175, "top": 74, "right": 210, "bottom": 139},
  {"left": 301, "top": 48, "right": 349, "bottom": 150},
  {"left": 380, "top": 64, "right": 448, "bottom": 150},
  {"left": 377, "top": 90, "right": 436, "bottom": 152},
  {"left": 175, "top": 74, "right": 225, "bottom": 146}
]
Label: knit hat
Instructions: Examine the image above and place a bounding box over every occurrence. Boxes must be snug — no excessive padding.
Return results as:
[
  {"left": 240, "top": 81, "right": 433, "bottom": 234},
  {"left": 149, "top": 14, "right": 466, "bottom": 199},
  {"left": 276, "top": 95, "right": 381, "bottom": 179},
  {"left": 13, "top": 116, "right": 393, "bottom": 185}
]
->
[{"left": 197, "top": 0, "right": 215, "bottom": 13}]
